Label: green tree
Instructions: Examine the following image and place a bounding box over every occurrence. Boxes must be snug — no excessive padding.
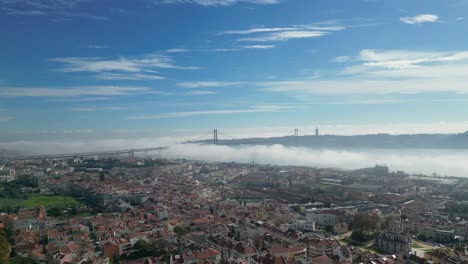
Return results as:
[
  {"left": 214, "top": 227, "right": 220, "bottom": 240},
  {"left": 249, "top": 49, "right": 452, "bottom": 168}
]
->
[
  {"left": 6, "top": 256, "right": 37, "bottom": 264},
  {"left": 47, "top": 207, "right": 63, "bottom": 217},
  {"left": 173, "top": 226, "right": 187, "bottom": 237},
  {"left": 1, "top": 229, "right": 13, "bottom": 245},
  {"left": 0, "top": 230, "right": 10, "bottom": 264},
  {"left": 352, "top": 213, "right": 381, "bottom": 235},
  {"left": 292, "top": 206, "right": 304, "bottom": 214},
  {"left": 39, "top": 235, "right": 48, "bottom": 245},
  {"left": 350, "top": 229, "right": 373, "bottom": 242},
  {"left": 417, "top": 234, "right": 427, "bottom": 241},
  {"left": 70, "top": 205, "right": 78, "bottom": 216},
  {"left": 131, "top": 240, "right": 151, "bottom": 258},
  {"left": 99, "top": 172, "right": 105, "bottom": 181},
  {"left": 111, "top": 254, "right": 120, "bottom": 264},
  {"left": 150, "top": 239, "right": 169, "bottom": 256}
]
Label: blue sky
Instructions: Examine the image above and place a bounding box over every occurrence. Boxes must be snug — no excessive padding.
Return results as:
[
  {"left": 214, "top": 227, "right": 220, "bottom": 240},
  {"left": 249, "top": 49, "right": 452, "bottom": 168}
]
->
[{"left": 2, "top": 0, "right": 468, "bottom": 141}]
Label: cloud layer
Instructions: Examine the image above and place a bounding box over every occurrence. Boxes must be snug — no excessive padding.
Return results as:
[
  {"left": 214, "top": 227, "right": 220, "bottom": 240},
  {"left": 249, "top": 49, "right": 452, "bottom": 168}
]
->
[
  {"left": 50, "top": 54, "right": 199, "bottom": 73},
  {"left": 159, "top": 0, "right": 279, "bottom": 6},
  {"left": 0, "top": 0, "right": 106, "bottom": 19},
  {"left": 163, "top": 144, "right": 468, "bottom": 177},
  {"left": 3, "top": 137, "right": 468, "bottom": 177},
  {"left": 261, "top": 49, "right": 468, "bottom": 95},
  {"left": 126, "top": 106, "right": 294, "bottom": 120},
  {"left": 0, "top": 86, "right": 151, "bottom": 97}
]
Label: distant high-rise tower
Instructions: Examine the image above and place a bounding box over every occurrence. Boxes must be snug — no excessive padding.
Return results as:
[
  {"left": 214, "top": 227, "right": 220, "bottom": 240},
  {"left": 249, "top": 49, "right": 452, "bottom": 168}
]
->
[{"left": 315, "top": 127, "right": 319, "bottom": 136}]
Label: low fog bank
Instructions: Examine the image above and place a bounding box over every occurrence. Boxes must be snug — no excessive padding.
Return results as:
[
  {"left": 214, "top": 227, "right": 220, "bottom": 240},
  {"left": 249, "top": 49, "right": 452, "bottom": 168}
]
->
[
  {"left": 2, "top": 138, "right": 468, "bottom": 177},
  {"left": 0, "top": 137, "right": 185, "bottom": 155},
  {"left": 162, "top": 144, "right": 468, "bottom": 177}
]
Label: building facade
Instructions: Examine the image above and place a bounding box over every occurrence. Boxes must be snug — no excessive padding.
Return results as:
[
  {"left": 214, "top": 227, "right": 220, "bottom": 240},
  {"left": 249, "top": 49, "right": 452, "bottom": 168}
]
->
[{"left": 375, "top": 218, "right": 412, "bottom": 254}]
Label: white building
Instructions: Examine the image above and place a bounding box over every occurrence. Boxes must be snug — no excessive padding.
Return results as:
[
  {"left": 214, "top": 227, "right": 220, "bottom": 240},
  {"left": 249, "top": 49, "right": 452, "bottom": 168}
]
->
[
  {"left": 306, "top": 213, "right": 337, "bottom": 226},
  {"left": 289, "top": 220, "right": 316, "bottom": 232},
  {"left": 0, "top": 174, "right": 15, "bottom": 182},
  {"left": 0, "top": 169, "right": 15, "bottom": 182}
]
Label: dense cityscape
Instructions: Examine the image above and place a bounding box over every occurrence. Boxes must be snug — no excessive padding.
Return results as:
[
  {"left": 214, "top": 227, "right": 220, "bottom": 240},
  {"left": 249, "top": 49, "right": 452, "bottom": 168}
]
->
[{"left": 1, "top": 155, "right": 467, "bottom": 263}]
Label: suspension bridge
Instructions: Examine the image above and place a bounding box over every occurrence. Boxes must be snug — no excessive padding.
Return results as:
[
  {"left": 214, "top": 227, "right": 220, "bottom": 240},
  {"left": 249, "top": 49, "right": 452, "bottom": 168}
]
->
[{"left": 2, "top": 128, "right": 315, "bottom": 161}]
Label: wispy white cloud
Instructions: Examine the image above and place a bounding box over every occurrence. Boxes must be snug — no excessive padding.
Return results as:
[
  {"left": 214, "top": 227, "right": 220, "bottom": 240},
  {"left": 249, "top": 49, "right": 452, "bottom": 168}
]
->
[
  {"left": 166, "top": 47, "right": 240, "bottom": 52},
  {"left": 260, "top": 78, "right": 468, "bottom": 95},
  {"left": 0, "top": 0, "right": 106, "bottom": 19},
  {"left": 213, "top": 48, "right": 240, "bottom": 52},
  {"left": 127, "top": 106, "right": 293, "bottom": 120},
  {"left": 174, "top": 49, "right": 468, "bottom": 96},
  {"left": 63, "top": 129, "right": 93, "bottom": 134},
  {"left": 95, "top": 73, "right": 166, "bottom": 80},
  {"left": 238, "top": 30, "right": 328, "bottom": 41},
  {"left": 159, "top": 0, "right": 279, "bottom": 7},
  {"left": 242, "top": 45, "right": 275, "bottom": 49},
  {"left": 50, "top": 54, "right": 199, "bottom": 73},
  {"left": 261, "top": 49, "right": 468, "bottom": 95},
  {"left": 146, "top": 91, "right": 174, "bottom": 96},
  {"left": 50, "top": 57, "right": 141, "bottom": 72},
  {"left": 353, "top": 49, "right": 468, "bottom": 69},
  {"left": 222, "top": 23, "right": 344, "bottom": 34},
  {"left": 165, "top": 46, "right": 288, "bottom": 53},
  {"left": 165, "top": 48, "right": 192, "bottom": 53},
  {"left": 332, "top": 56, "right": 352, "bottom": 63},
  {"left": 326, "top": 98, "right": 407, "bottom": 105},
  {"left": 185, "top": 90, "right": 217, "bottom": 95},
  {"left": 177, "top": 81, "right": 244, "bottom": 88},
  {"left": 0, "top": 86, "right": 151, "bottom": 97},
  {"left": 223, "top": 27, "right": 296, "bottom": 34},
  {"left": 71, "top": 106, "right": 129, "bottom": 111},
  {"left": 400, "top": 14, "right": 439, "bottom": 24},
  {"left": 0, "top": 8, "right": 47, "bottom": 15},
  {"left": 225, "top": 22, "right": 345, "bottom": 42},
  {"left": 87, "top": 45, "right": 109, "bottom": 49},
  {"left": 456, "top": 17, "right": 464, "bottom": 21},
  {"left": 0, "top": 0, "right": 87, "bottom": 10},
  {"left": 251, "top": 105, "right": 295, "bottom": 110},
  {"left": 50, "top": 97, "right": 112, "bottom": 102}
]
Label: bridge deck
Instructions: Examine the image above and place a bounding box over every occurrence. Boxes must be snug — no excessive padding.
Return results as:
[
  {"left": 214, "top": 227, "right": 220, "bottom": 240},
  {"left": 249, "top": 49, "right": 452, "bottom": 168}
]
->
[{"left": 2, "top": 147, "right": 167, "bottom": 161}]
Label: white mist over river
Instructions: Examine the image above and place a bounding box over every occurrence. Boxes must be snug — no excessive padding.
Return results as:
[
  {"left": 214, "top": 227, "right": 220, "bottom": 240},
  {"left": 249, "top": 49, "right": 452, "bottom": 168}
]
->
[
  {"left": 2, "top": 137, "right": 468, "bottom": 177},
  {"left": 161, "top": 144, "right": 468, "bottom": 177}
]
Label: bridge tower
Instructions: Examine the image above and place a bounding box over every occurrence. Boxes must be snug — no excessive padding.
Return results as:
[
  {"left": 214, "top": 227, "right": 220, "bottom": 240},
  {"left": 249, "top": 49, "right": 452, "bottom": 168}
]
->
[
  {"left": 213, "top": 129, "right": 218, "bottom": 144},
  {"left": 128, "top": 150, "right": 135, "bottom": 159}
]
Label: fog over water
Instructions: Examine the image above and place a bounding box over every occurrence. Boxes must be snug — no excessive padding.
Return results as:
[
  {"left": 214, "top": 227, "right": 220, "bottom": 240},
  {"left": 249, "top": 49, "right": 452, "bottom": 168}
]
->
[
  {"left": 162, "top": 144, "right": 468, "bottom": 177},
  {"left": 2, "top": 137, "right": 468, "bottom": 177}
]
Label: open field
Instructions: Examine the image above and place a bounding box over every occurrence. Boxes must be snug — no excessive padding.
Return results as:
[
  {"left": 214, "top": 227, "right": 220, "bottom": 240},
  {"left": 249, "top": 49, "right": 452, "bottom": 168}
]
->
[
  {"left": 412, "top": 240, "right": 436, "bottom": 257},
  {"left": 0, "top": 194, "right": 83, "bottom": 209},
  {"left": 412, "top": 242, "right": 423, "bottom": 249}
]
